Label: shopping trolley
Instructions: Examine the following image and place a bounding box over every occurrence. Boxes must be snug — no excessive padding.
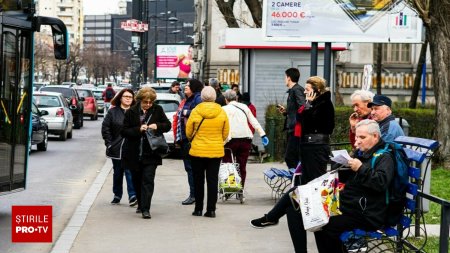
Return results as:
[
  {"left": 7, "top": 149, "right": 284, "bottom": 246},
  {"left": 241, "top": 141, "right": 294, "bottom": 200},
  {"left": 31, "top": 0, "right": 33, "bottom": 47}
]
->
[{"left": 218, "top": 148, "right": 244, "bottom": 203}]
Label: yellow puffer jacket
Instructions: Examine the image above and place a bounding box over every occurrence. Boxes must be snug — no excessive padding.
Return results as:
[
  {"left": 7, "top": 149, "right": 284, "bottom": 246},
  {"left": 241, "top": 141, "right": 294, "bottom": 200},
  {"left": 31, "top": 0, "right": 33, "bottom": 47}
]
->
[{"left": 186, "top": 102, "right": 229, "bottom": 158}]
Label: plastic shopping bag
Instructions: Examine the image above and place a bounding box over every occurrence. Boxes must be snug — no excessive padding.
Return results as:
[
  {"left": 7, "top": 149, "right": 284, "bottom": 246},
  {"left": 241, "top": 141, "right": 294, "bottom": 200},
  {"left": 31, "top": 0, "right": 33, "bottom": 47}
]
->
[{"left": 295, "top": 170, "right": 341, "bottom": 232}]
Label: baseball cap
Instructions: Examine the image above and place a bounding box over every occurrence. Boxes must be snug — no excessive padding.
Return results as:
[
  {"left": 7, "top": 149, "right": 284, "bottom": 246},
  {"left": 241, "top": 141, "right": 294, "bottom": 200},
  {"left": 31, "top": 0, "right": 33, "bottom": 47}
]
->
[{"left": 368, "top": 95, "right": 392, "bottom": 108}]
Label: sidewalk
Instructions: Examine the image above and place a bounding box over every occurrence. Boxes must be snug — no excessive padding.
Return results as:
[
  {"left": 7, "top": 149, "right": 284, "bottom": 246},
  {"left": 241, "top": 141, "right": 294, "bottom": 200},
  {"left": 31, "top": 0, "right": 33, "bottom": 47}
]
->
[{"left": 52, "top": 158, "right": 318, "bottom": 253}]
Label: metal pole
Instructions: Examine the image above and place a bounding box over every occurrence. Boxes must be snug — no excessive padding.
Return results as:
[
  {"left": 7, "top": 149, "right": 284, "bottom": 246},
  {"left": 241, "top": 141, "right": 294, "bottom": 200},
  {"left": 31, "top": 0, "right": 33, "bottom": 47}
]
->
[
  {"left": 324, "top": 42, "right": 331, "bottom": 87},
  {"left": 165, "top": 0, "right": 168, "bottom": 43},
  {"left": 310, "top": 42, "right": 318, "bottom": 76}
]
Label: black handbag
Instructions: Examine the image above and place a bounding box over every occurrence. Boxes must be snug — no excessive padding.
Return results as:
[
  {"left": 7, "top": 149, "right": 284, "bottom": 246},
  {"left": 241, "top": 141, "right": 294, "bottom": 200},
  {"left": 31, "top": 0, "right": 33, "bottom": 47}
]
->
[
  {"left": 145, "top": 129, "right": 169, "bottom": 156},
  {"left": 141, "top": 112, "right": 169, "bottom": 157}
]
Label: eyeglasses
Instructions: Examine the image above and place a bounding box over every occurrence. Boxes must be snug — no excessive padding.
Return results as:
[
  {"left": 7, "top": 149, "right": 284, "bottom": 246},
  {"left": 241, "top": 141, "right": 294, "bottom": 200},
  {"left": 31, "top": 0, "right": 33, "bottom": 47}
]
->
[
  {"left": 122, "top": 95, "right": 133, "bottom": 99},
  {"left": 141, "top": 100, "right": 153, "bottom": 104}
]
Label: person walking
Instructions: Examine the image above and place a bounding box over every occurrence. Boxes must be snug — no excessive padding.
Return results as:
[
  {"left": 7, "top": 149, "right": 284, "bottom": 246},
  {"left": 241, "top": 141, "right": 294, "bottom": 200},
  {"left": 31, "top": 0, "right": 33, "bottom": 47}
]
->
[
  {"left": 168, "top": 81, "right": 185, "bottom": 99},
  {"left": 276, "top": 68, "right": 305, "bottom": 170},
  {"left": 101, "top": 88, "right": 137, "bottom": 206},
  {"left": 222, "top": 89, "right": 268, "bottom": 189},
  {"left": 102, "top": 83, "right": 116, "bottom": 113},
  {"left": 175, "top": 79, "right": 204, "bottom": 205},
  {"left": 209, "top": 78, "right": 226, "bottom": 106},
  {"left": 121, "top": 87, "right": 171, "bottom": 219},
  {"left": 186, "top": 86, "right": 229, "bottom": 218}
]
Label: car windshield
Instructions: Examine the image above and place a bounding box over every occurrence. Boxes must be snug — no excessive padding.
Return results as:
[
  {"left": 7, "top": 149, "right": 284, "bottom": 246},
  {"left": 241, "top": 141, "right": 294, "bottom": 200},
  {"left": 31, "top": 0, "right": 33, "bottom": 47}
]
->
[
  {"left": 92, "top": 90, "right": 103, "bottom": 100},
  {"left": 155, "top": 100, "right": 179, "bottom": 112},
  {"left": 40, "top": 87, "right": 72, "bottom": 98},
  {"left": 34, "top": 95, "right": 61, "bottom": 107},
  {"left": 76, "top": 89, "right": 92, "bottom": 98}
]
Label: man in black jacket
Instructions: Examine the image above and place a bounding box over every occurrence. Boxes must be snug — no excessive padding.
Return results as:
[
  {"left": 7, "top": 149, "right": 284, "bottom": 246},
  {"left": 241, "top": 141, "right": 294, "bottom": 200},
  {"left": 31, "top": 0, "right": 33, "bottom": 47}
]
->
[
  {"left": 277, "top": 68, "right": 305, "bottom": 169},
  {"left": 314, "top": 119, "right": 395, "bottom": 252}
]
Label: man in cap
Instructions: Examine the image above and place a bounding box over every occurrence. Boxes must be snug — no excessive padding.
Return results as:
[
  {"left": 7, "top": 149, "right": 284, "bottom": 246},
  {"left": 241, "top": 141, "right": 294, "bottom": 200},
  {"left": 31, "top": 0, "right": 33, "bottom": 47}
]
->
[
  {"left": 208, "top": 78, "right": 226, "bottom": 106},
  {"left": 368, "top": 94, "right": 404, "bottom": 142}
]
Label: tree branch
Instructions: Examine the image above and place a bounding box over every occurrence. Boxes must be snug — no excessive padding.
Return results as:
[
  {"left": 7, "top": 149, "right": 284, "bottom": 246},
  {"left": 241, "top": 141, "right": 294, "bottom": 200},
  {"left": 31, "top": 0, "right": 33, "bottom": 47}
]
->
[{"left": 215, "top": 0, "right": 239, "bottom": 28}]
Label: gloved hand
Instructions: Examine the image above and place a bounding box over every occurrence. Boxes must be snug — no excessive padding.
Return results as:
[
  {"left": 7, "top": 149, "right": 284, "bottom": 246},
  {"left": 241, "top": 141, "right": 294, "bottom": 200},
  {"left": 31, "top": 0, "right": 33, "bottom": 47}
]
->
[{"left": 261, "top": 135, "right": 269, "bottom": 146}]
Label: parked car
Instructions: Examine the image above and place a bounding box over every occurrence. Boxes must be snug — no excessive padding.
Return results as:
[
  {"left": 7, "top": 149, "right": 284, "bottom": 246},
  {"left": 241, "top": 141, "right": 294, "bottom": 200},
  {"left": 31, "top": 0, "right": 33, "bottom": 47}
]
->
[
  {"left": 140, "top": 82, "right": 172, "bottom": 93},
  {"left": 91, "top": 87, "right": 105, "bottom": 117},
  {"left": 34, "top": 91, "right": 74, "bottom": 141},
  {"left": 75, "top": 88, "right": 98, "bottom": 120},
  {"left": 154, "top": 93, "right": 181, "bottom": 152},
  {"left": 30, "top": 102, "right": 49, "bottom": 151},
  {"left": 39, "top": 85, "right": 84, "bottom": 128}
]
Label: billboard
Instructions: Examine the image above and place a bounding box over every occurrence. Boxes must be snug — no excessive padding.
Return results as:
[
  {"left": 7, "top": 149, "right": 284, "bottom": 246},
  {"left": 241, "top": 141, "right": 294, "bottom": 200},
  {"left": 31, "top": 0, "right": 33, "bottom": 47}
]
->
[
  {"left": 155, "top": 44, "right": 193, "bottom": 80},
  {"left": 262, "top": 0, "right": 423, "bottom": 43}
]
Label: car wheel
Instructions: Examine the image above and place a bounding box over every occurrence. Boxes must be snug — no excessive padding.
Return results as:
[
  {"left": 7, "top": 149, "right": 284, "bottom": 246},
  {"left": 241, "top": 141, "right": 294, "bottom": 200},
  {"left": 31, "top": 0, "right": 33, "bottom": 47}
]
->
[
  {"left": 91, "top": 114, "right": 97, "bottom": 120},
  {"left": 80, "top": 114, "right": 84, "bottom": 127},
  {"left": 37, "top": 129, "right": 48, "bottom": 151},
  {"left": 59, "top": 128, "right": 67, "bottom": 141},
  {"left": 67, "top": 127, "right": 73, "bottom": 139},
  {"left": 74, "top": 116, "right": 81, "bottom": 129}
]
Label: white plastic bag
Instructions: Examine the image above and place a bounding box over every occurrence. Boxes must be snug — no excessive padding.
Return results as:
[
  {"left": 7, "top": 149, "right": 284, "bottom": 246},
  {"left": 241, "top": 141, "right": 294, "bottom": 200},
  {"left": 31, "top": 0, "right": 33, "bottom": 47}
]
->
[
  {"left": 219, "top": 163, "right": 241, "bottom": 187},
  {"left": 296, "top": 170, "right": 340, "bottom": 232}
]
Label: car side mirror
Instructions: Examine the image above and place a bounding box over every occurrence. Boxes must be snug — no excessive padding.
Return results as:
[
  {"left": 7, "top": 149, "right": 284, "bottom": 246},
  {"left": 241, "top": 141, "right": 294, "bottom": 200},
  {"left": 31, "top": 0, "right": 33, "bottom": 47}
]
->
[
  {"left": 79, "top": 97, "right": 85, "bottom": 102},
  {"left": 34, "top": 16, "right": 68, "bottom": 60}
]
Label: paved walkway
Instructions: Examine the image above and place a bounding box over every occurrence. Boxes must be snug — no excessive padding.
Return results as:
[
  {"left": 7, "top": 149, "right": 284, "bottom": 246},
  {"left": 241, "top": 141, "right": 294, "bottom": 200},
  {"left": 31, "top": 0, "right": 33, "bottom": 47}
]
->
[
  {"left": 52, "top": 158, "right": 318, "bottom": 253},
  {"left": 51, "top": 158, "right": 445, "bottom": 253}
]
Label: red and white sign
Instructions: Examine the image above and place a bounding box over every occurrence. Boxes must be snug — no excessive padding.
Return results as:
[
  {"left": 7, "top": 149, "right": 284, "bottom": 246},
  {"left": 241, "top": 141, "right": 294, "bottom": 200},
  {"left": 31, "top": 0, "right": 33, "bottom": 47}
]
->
[
  {"left": 12, "top": 206, "right": 52, "bottom": 243},
  {"left": 121, "top": 19, "right": 148, "bottom": 32}
]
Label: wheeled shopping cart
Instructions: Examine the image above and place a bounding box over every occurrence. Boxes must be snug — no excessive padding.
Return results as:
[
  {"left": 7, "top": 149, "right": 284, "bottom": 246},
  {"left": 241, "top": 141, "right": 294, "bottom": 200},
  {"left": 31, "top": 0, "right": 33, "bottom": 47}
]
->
[{"left": 218, "top": 149, "right": 245, "bottom": 203}]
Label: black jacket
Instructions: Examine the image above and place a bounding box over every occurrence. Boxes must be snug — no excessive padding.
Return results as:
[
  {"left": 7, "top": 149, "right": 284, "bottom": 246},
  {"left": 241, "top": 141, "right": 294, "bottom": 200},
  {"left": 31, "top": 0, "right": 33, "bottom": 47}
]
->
[
  {"left": 101, "top": 106, "right": 127, "bottom": 159},
  {"left": 215, "top": 90, "right": 226, "bottom": 106},
  {"left": 284, "top": 83, "right": 305, "bottom": 133},
  {"left": 121, "top": 102, "right": 171, "bottom": 171},
  {"left": 301, "top": 91, "right": 335, "bottom": 137},
  {"left": 339, "top": 140, "right": 395, "bottom": 229}
]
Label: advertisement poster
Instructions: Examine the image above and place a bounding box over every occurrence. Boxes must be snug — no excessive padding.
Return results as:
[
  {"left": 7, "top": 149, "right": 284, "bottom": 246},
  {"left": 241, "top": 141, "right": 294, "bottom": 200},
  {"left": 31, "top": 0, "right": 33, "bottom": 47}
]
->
[
  {"left": 155, "top": 44, "right": 193, "bottom": 80},
  {"left": 263, "top": 0, "right": 423, "bottom": 43}
]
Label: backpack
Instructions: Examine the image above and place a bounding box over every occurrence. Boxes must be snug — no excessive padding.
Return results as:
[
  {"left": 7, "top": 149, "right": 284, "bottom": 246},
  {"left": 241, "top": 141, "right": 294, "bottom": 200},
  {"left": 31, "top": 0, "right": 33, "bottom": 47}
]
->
[
  {"left": 371, "top": 142, "right": 410, "bottom": 227},
  {"left": 105, "top": 89, "right": 115, "bottom": 100}
]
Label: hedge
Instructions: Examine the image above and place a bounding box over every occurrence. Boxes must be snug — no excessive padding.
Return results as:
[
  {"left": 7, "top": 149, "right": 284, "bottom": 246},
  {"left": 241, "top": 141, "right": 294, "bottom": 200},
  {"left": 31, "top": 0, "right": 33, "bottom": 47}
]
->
[{"left": 265, "top": 105, "right": 435, "bottom": 161}]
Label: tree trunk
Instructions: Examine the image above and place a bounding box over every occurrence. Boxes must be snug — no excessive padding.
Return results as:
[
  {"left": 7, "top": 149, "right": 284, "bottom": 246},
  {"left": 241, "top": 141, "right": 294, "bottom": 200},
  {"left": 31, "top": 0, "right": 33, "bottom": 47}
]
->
[
  {"left": 215, "top": 0, "right": 240, "bottom": 28},
  {"left": 375, "top": 43, "right": 382, "bottom": 95},
  {"left": 428, "top": 1, "right": 450, "bottom": 167},
  {"left": 409, "top": 39, "right": 428, "bottom": 109},
  {"left": 243, "top": 0, "right": 262, "bottom": 27}
]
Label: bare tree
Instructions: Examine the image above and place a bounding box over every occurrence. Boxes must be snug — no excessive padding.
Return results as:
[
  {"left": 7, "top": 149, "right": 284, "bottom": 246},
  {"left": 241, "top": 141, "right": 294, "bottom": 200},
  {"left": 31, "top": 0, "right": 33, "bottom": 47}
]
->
[
  {"left": 215, "top": 0, "right": 239, "bottom": 28},
  {"left": 411, "top": 0, "right": 450, "bottom": 166}
]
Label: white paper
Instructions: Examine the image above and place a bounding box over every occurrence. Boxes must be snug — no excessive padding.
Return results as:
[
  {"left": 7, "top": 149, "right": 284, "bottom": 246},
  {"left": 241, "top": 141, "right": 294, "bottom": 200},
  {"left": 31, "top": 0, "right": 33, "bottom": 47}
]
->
[{"left": 331, "top": 150, "right": 352, "bottom": 166}]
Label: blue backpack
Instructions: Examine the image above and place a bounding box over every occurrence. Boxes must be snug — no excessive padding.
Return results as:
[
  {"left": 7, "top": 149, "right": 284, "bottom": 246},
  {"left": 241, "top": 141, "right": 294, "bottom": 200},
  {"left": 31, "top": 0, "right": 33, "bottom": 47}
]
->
[{"left": 371, "top": 142, "right": 410, "bottom": 227}]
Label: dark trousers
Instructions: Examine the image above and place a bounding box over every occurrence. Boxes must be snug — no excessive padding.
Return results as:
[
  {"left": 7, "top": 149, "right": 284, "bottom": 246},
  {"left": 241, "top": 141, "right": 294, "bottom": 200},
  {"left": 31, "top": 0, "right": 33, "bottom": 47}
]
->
[
  {"left": 223, "top": 138, "right": 252, "bottom": 187},
  {"left": 131, "top": 163, "right": 157, "bottom": 212},
  {"left": 299, "top": 144, "right": 330, "bottom": 184},
  {"left": 315, "top": 214, "right": 374, "bottom": 253},
  {"left": 266, "top": 189, "right": 307, "bottom": 253},
  {"left": 180, "top": 141, "right": 194, "bottom": 197},
  {"left": 285, "top": 134, "right": 301, "bottom": 169},
  {"left": 111, "top": 159, "right": 136, "bottom": 200},
  {"left": 191, "top": 157, "right": 221, "bottom": 212}
]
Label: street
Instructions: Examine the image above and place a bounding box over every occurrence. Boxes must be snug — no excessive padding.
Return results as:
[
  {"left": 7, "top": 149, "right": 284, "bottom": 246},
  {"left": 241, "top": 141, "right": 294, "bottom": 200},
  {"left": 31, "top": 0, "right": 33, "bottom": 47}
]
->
[{"left": 0, "top": 119, "right": 106, "bottom": 253}]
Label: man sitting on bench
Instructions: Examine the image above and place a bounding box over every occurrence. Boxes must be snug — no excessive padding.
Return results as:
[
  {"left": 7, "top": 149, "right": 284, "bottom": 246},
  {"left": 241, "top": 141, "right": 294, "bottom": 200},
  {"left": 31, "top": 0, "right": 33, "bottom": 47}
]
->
[{"left": 251, "top": 119, "right": 395, "bottom": 253}]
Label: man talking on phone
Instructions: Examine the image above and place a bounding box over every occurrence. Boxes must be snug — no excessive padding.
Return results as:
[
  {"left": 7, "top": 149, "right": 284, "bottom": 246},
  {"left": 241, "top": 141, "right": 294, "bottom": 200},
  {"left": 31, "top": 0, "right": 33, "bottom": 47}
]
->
[{"left": 277, "top": 68, "right": 305, "bottom": 169}]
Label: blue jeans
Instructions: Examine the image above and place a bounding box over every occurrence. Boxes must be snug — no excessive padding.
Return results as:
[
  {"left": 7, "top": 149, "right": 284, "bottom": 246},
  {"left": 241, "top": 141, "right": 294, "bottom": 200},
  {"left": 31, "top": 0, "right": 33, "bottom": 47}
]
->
[
  {"left": 181, "top": 141, "right": 195, "bottom": 197},
  {"left": 112, "top": 159, "right": 136, "bottom": 200}
]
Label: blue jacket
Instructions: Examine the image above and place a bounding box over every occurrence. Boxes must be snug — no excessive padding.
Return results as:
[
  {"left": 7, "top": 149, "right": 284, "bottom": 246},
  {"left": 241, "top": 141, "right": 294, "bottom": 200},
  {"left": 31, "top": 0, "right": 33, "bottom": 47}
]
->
[
  {"left": 379, "top": 115, "right": 405, "bottom": 142},
  {"left": 178, "top": 92, "right": 202, "bottom": 141}
]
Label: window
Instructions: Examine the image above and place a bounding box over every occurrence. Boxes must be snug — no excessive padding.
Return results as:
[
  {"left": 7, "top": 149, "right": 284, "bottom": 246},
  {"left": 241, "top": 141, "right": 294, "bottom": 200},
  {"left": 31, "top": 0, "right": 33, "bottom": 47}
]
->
[{"left": 374, "top": 43, "right": 411, "bottom": 63}]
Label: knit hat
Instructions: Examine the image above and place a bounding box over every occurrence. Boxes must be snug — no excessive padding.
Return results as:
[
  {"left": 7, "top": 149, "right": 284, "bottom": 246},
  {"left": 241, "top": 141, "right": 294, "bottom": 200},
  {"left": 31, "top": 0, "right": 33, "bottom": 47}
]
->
[{"left": 201, "top": 86, "right": 216, "bottom": 102}]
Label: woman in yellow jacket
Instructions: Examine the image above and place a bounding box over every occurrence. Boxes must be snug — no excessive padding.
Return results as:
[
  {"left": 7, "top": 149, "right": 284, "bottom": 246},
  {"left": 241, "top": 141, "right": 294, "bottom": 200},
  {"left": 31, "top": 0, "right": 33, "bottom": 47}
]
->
[{"left": 186, "top": 86, "right": 229, "bottom": 218}]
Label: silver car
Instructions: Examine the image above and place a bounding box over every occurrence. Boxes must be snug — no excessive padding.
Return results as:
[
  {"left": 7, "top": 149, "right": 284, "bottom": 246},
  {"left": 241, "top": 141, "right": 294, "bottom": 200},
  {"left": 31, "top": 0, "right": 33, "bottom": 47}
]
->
[
  {"left": 154, "top": 93, "right": 181, "bottom": 152},
  {"left": 33, "top": 91, "right": 74, "bottom": 141}
]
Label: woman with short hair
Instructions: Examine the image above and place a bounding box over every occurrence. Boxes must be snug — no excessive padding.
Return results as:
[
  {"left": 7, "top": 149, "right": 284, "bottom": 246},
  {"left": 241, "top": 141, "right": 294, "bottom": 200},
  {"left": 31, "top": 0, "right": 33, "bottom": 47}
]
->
[{"left": 121, "top": 87, "right": 171, "bottom": 219}]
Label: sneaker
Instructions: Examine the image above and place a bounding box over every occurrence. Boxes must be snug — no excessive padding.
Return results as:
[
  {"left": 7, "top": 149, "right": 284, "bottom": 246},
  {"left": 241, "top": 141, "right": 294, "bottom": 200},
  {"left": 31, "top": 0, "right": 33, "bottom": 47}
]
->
[
  {"left": 250, "top": 215, "right": 278, "bottom": 229},
  {"left": 346, "top": 237, "right": 368, "bottom": 252},
  {"left": 111, "top": 196, "right": 120, "bottom": 205},
  {"left": 129, "top": 196, "right": 138, "bottom": 207}
]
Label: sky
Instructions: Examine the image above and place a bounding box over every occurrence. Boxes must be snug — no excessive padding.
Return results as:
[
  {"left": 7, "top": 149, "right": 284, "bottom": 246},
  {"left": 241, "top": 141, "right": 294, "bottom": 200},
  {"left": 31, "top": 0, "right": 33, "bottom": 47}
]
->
[{"left": 83, "top": 0, "right": 122, "bottom": 15}]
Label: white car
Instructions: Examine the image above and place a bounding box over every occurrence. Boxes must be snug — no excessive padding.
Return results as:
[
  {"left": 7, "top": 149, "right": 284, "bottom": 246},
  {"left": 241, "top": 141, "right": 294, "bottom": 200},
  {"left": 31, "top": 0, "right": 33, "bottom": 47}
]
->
[
  {"left": 141, "top": 82, "right": 172, "bottom": 93},
  {"left": 33, "top": 91, "right": 74, "bottom": 141},
  {"left": 155, "top": 93, "right": 181, "bottom": 152}
]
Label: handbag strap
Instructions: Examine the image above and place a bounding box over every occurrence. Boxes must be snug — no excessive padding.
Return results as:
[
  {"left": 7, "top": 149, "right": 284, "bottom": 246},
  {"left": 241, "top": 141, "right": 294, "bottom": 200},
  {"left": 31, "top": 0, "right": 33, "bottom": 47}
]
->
[
  {"left": 232, "top": 104, "right": 248, "bottom": 120},
  {"left": 191, "top": 118, "right": 205, "bottom": 141}
]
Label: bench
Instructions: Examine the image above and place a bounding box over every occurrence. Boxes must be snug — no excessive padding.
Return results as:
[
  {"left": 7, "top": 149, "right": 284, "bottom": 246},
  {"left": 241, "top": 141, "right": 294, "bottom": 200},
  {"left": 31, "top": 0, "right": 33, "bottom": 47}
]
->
[
  {"left": 340, "top": 136, "right": 440, "bottom": 252},
  {"left": 263, "top": 168, "right": 294, "bottom": 200}
]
